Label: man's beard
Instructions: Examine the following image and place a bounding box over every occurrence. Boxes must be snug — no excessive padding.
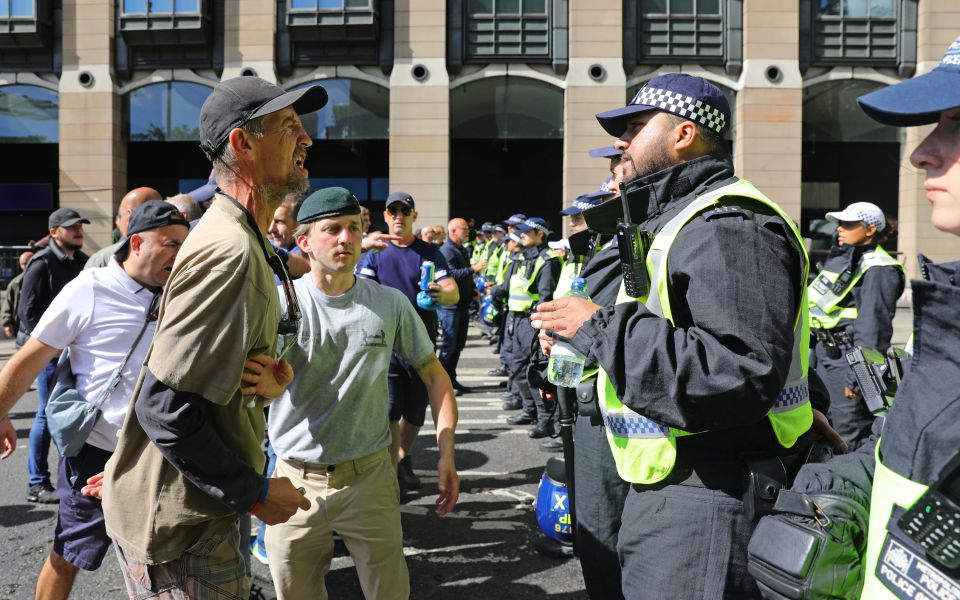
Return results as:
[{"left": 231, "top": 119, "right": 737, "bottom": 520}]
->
[
  {"left": 61, "top": 239, "right": 83, "bottom": 252},
  {"left": 622, "top": 130, "right": 677, "bottom": 184},
  {"left": 259, "top": 169, "right": 308, "bottom": 206}
]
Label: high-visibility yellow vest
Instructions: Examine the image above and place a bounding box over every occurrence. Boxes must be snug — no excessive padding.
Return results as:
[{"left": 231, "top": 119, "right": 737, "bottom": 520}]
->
[
  {"left": 596, "top": 179, "right": 813, "bottom": 484},
  {"left": 484, "top": 241, "right": 503, "bottom": 278},
  {"left": 507, "top": 254, "right": 547, "bottom": 313},
  {"left": 495, "top": 249, "right": 515, "bottom": 285},
  {"left": 807, "top": 246, "right": 904, "bottom": 330},
  {"left": 553, "top": 256, "right": 585, "bottom": 299}
]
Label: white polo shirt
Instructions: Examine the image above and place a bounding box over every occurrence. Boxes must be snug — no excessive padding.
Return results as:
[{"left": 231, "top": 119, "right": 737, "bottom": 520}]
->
[{"left": 32, "top": 258, "right": 156, "bottom": 452}]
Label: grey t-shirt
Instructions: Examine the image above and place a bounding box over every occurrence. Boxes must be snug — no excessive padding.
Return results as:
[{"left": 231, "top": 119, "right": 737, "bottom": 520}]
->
[{"left": 269, "top": 276, "right": 435, "bottom": 464}]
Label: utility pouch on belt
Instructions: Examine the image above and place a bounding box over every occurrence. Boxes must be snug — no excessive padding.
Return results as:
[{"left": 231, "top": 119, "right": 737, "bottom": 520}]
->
[
  {"left": 747, "top": 490, "right": 869, "bottom": 600},
  {"left": 742, "top": 444, "right": 825, "bottom": 522},
  {"left": 576, "top": 379, "right": 599, "bottom": 418}
]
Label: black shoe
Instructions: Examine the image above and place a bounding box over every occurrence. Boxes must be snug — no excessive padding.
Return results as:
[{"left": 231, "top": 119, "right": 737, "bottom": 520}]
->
[
  {"left": 528, "top": 423, "right": 555, "bottom": 439},
  {"left": 397, "top": 456, "right": 421, "bottom": 491},
  {"left": 507, "top": 413, "right": 536, "bottom": 426},
  {"left": 453, "top": 382, "right": 473, "bottom": 395},
  {"left": 488, "top": 366, "right": 507, "bottom": 376},
  {"left": 539, "top": 439, "right": 564, "bottom": 452},
  {"left": 26, "top": 482, "right": 59, "bottom": 504},
  {"left": 249, "top": 584, "right": 267, "bottom": 600},
  {"left": 500, "top": 391, "right": 517, "bottom": 401},
  {"left": 502, "top": 397, "right": 522, "bottom": 411}
]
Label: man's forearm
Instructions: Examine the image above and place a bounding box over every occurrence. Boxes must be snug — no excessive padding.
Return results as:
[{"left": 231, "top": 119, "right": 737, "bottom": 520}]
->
[
  {"left": 417, "top": 358, "right": 458, "bottom": 459},
  {"left": 0, "top": 338, "right": 59, "bottom": 419},
  {"left": 135, "top": 369, "right": 264, "bottom": 513}
]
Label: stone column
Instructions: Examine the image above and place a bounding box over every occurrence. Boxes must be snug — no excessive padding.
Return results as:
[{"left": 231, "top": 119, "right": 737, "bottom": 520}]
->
[
  {"left": 389, "top": 0, "right": 449, "bottom": 228},
  {"left": 223, "top": 0, "right": 277, "bottom": 82},
  {"left": 58, "top": 0, "right": 124, "bottom": 250},
  {"left": 563, "top": 0, "right": 624, "bottom": 234},
  {"left": 734, "top": 0, "right": 803, "bottom": 221},
  {"left": 896, "top": 0, "right": 960, "bottom": 275}
]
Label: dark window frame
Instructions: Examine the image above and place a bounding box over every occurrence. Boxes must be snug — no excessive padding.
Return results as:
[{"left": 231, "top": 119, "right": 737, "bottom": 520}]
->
[
  {"left": 623, "top": 0, "right": 741, "bottom": 76},
  {"left": 799, "top": 0, "right": 917, "bottom": 76}
]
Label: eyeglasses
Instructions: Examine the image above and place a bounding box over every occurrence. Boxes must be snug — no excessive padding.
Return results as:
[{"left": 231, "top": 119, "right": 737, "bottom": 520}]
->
[
  {"left": 386, "top": 205, "right": 413, "bottom": 217},
  {"left": 269, "top": 255, "right": 302, "bottom": 359}
]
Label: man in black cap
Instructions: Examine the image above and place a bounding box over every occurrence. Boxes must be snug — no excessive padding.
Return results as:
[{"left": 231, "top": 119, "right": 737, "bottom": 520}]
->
[
  {"left": 531, "top": 73, "right": 827, "bottom": 598},
  {"left": 0, "top": 200, "right": 188, "bottom": 600},
  {"left": 18, "top": 207, "right": 90, "bottom": 504},
  {"left": 101, "top": 76, "right": 325, "bottom": 599},
  {"left": 257, "top": 187, "right": 458, "bottom": 599}
]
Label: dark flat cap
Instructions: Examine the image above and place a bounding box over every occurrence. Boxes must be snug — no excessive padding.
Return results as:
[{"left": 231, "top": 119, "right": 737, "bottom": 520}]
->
[
  {"left": 115, "top": 201, "right": 190, "bottom": 259},
  {"left": 49, "top": 208, "right": 90, "bottom": 229},
  {"left": 297, "top": 187, "right": 361, "bottom": 224}
]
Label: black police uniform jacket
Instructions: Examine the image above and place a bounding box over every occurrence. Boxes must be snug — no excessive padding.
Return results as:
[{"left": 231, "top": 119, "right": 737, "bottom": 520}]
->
[{"left": 570, "top": 153, "right": 809, "bottom": 459}]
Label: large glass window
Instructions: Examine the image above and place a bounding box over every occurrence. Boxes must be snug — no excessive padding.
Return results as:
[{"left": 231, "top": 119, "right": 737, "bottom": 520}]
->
[
  {"left": 638, "top": 0, "right": 724, "bottom": 62},
  {"left": 810, "top": 0, "right": 899, "bottom": 63},
  {"left": 121, "top": 0, "right": 200, "bottom": 15},
  {"left": 0, "top": 0, "right": 35, "bottom": 18},
  {"left": 451, "top": 76, "right": 562, "bottom": 139},
  {"left": 0, "top": 85, "right": 58, "bottom": 143},
  {"left": 127, "top": 81, "right": 212, "bottom": 142},
  {"left": 291, "top": 79, "right": 388, "bottom": 140},
  {"left": 290, "top": 0, "right": 372, "bottom": 10},
  {"left": 466, "top": 0, "right": 551, "bottom": 60}
]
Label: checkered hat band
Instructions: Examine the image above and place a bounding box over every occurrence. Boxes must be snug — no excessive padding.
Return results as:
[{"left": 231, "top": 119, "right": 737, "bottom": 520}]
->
[
  {"left": 632, "top": 87, "right": 726, "bottom": 134},
  {"left": 522, "top": 220, "right": 550, "bottom": 234},
  {"left": 853, "top": 211, "right": 883, "bottom": 228},
  {"left": 573, "top": 200, "right": 593, "bottom": 211}
]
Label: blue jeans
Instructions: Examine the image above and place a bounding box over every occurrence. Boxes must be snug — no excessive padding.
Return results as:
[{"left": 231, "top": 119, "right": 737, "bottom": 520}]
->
[
  {"left": 438, "top": 307, "right": 469, "bottom": 385},
  {"left": 253, "top": 440, "right": 277, "bottom": 551},
  {"left": 28, "top": 359, "right": 57, "bottom": 486}
]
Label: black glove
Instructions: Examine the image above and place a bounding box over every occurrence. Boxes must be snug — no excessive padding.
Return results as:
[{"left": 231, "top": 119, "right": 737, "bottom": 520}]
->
[{"left": 747, "top": 489, "right": 870, "bottom": 599}]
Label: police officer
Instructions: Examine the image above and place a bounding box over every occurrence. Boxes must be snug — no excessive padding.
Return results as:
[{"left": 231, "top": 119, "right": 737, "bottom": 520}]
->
[
  {"left": 493, "top": 218, "right": 560, "bottom": 437},
  {"left": 492, "top": 232, "right": 523, "bottom": 402},
  {"left": 531, "top": 73, "right": 816, "bottom": 598},
  {"left": 747, "top": 35, "right": 960, "bottom": 600},
  {"left": 809, "top": 201, "right": 904, "bottom": 450}
]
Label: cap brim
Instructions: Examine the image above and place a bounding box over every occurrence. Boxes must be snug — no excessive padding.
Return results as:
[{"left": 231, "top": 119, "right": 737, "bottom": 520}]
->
[
  {"left": 588, "top": 145, "right": 622, "bottom": 158},
  {"left": 57, "top": 217, "right": 91, "bottom": 227},
  {"left": 595, "top": 104, "right": 657, "bottom": 137},
  {"left": 584, "top": 189, "right": 616, "bottom": 200},
  {"left": 250, "top": 85, "right": 329, "bottom": 122},
  {"left": 187, "top": 182, "right": 217, "bottom": 202},
  {"left": 113, "top": 237, "right": 132, "bottom": 260},
  {"left": 858, "top": 68, "right": 960, "bottom": 127},
  {"left": 560, "top": 206, "right": 582, "bottom": 216}
]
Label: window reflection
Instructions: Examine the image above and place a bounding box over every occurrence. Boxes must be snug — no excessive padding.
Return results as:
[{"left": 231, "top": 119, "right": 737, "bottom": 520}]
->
[
  {"left": 292, "top": 79, "right": 389, "bottom": 140},
  {"left": 0, "top": 85, "right": 59, "bottom": 143},
  {"left": 128, "top": 81, "right": 213, "bottom": 142},
  {"left": 817, "top": 0, "right": 895, "bottom": 17},
  {"left": 122, "top": 0, "right": 199, "bottom": 14},
  {"left": 450, "top": 77, "right": 563, "bottom": 139}
]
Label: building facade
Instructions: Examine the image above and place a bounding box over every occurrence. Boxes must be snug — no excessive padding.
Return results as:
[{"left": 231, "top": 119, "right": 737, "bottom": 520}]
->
[{"left": 0, "top": 0, "right": 957, "bottom": 277}]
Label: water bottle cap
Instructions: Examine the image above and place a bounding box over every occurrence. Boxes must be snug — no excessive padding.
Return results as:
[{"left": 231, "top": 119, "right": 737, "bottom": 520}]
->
[{"left": 571, "top": 277, "right": 587, "bottom": 292}]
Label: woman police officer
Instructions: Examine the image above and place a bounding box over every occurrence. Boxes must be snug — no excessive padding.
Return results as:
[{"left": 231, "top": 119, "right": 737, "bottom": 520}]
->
[
  {"left": 747, "top": 35, "right": 960, "bottom": 600},
  {"left": 808, "top": 201, "right": 904, "bottom": 450}
]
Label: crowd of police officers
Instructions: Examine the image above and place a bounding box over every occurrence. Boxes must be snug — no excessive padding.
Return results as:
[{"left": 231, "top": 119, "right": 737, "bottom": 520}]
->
[{"left": 464, "top": 35, "right": 960, "bottom": 600}]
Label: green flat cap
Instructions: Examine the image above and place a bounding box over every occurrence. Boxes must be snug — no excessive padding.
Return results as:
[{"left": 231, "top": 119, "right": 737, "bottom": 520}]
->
[{"left": 297, "top": 187, "right": 361, "bottom": 223}]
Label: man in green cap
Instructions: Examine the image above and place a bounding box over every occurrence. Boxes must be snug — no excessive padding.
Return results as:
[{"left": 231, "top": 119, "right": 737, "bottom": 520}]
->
[{"left": 254, "top": 187, "right": 460, "bottom": 600}]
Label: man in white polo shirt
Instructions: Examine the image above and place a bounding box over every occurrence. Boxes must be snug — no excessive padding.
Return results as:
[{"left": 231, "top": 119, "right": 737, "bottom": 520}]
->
[{"left": 0, "top": 201, "right": 189, "bottom": 600}]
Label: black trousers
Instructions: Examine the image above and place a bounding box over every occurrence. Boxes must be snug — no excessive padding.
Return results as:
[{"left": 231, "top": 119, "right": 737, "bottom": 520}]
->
[
  {"left": 813, "top": 342, "right": 875, "bottom": 449},
  {"left": 505, "top": 312, "right": 539, "bottom": 418},
  {"left": 574, "top": 413, "right": 628, "bottom": 600},
  {"left": 618, "top": 463, "right": 761, "bottom": 600}
]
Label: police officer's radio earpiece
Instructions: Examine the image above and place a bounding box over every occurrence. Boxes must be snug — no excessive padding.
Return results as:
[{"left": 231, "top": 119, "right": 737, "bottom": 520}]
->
[
  {"left": 845, "top": 346, "right": 906, "bottom": 415},
  {"left": 898, "top": 452, "right": 960, "bottom": 570},
  {"left": 616, "top": 193, "right": 650, "bottom": 299}
]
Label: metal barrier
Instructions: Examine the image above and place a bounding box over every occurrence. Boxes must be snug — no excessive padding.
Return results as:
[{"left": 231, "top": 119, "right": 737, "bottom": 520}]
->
[{"left": 0, "top": 246, "right": 34, "bottom": 291}]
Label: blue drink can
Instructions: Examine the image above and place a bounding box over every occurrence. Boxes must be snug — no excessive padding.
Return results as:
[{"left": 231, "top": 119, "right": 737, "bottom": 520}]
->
[{"left": 419, "top": 260, "right": 436, "bottom": 291}]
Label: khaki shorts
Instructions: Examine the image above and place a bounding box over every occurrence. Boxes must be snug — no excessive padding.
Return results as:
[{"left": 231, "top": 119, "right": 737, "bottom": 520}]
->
[{"left": 265, "top": 447, "right": 409, "bottom": 600}]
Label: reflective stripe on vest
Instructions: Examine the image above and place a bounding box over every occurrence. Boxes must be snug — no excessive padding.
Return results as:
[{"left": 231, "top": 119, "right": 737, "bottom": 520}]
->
[
  {"left": 596, "top": 178, "right": 813, "bottom": 485},
  {"left": 860, "top": 443, "right": 931, "bottom": 599},
  {"left": 807, "top": 246, "right": 903, "bottom": 330},
  {"left": 508, "top": 255, "right": 547, "bottom": 312},
  {"left": 553, "top": 258, "right": 585, "bottom": 299}
]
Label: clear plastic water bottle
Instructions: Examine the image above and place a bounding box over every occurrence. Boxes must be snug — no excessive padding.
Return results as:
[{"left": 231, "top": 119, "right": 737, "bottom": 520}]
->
[{"left": 547, "top": 277, "right": 589, "bottom": 387}]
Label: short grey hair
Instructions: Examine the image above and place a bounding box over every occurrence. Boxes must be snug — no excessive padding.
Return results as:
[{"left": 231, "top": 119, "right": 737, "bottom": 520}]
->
[
  {"left": 166, "top": 194, "right": 202, "bottom": 221},
  {"left": 212, "top": 115, "right": 268, "bottom": 183}
]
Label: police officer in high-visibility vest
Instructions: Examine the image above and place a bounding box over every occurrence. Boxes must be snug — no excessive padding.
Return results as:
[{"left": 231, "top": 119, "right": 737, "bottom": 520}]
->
[
  {"left": 491, "top": 217, "right": 560, "bottom": 438},
  {"left": 531, "top": 73, "right": 829, "bottom": 599},
  {"left": 809, "top": 201, "right": 905, "bottom": 450},
  {"left": 746, "top": 35, "right": 960, "bottom": 600},
  {"left": 492, "top": 232, "right": 523, "bottom": 400}
]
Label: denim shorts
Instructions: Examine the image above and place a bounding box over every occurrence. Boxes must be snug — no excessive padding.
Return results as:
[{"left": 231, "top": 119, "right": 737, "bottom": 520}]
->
[{"left": 54, "top": 443, "right": 113, "bottom": 571}]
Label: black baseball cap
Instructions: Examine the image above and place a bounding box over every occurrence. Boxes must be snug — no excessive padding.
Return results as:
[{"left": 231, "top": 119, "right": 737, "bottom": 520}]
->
[
  {"left": 386, "top": 192, "right": 415, "bottom": 210},
  {"left": 115, "top": 201, "right": 190, "bottom": 259},
  {"left": 49, "top": 208, "right": 90, "bottom": 229},
  {"left": 199, "top": 77, "right": 329, "bottom": 161}
]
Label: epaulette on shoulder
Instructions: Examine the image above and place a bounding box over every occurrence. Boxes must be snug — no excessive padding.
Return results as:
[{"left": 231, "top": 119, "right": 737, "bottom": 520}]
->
[{"left": 701, "top": 204, "right": 748, "bottom": 221}]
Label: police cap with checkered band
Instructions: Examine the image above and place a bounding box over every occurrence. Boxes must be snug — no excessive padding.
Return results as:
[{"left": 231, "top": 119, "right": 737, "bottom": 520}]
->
[
  {"left": 596, "top": 73, "right": 730, "bottom": 138},
  {"left": 858, "top": 36, "right": 960, "bottom": 127}
]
